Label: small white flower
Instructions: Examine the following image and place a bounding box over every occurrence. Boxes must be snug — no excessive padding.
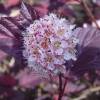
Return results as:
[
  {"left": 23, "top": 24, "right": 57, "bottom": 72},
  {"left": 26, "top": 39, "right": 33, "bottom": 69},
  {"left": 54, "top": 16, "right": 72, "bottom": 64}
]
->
[
  {"left": 55, "top": 48, "right": 63, "bottom": 55},
  {"left": 47, "top": 63, "right": 55, "bottom": 71}
]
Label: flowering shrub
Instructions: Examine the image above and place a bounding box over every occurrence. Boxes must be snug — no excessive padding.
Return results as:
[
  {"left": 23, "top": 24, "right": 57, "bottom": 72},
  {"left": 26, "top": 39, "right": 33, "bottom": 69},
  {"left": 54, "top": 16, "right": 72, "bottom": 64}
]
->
[{"left": 0, "top": 1, "right": 100, "bottom": 100}]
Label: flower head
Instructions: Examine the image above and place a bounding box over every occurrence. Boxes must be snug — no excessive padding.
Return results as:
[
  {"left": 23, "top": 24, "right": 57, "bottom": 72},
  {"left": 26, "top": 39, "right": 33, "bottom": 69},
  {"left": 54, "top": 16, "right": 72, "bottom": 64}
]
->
[{"left": 22, "top": 13, "right": 79, "bottom": 76}]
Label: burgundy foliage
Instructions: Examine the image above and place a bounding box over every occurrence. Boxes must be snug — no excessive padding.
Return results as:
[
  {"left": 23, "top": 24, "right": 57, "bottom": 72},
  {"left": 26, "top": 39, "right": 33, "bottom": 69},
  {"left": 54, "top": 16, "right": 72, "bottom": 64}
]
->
[{"left": 0, "top": 74, "right": 17, "bottom": 86}]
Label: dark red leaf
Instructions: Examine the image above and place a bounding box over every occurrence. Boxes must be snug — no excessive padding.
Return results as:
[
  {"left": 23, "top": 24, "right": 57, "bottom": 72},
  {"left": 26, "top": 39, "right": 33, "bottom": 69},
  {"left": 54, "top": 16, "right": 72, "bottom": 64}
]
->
[
  {"left": 71, "top": 27, "right": 100, "bottom": 76},
  {"left": 20, "top": 2, "right": 40, "bottom": 22},
  {"left": 0, "top": 75, "right": 17, "bottom": 86}
]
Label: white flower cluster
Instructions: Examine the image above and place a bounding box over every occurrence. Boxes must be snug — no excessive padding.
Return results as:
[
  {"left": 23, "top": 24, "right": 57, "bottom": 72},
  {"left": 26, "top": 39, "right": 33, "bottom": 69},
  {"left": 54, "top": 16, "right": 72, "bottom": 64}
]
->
[{"left": 22, "top": 13, "right": 79, "bottom": 75}]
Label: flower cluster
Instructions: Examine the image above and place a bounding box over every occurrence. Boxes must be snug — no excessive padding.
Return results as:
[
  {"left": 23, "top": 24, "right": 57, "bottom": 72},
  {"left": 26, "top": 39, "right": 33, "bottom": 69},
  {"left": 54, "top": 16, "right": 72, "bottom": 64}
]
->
[{"left": 22, "top": 13, "right": 79, "bottom": 75}]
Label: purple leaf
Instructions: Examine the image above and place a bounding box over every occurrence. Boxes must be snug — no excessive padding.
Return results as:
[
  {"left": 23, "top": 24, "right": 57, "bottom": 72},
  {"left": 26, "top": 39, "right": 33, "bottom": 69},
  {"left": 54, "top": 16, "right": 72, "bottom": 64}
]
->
[
  {"left": 16, "top": 69, "right": 44, "bottom": 88},
  {"left": 0, "top": 18, "right": 21, "bottom": 59},
  {"left": 74, "top": 27, "right": 100, "bottom": 48},
  {"left": 72, "top": 27, "right": 100, "bottom": 76},
  {"left": 65, "top": 82, "right": 86, "bottom": 93},
  {"left": 0, "top": 2, "right": 45, "bottom": 61},
  {"left": 21, "top": 2, "right": 33, "bottom": 22},
  {"left": 20, "top": 2, "right": 40, "bottom": 22},
  {"left": 0, "top": 74, "right": 17, "bottom": 87}
]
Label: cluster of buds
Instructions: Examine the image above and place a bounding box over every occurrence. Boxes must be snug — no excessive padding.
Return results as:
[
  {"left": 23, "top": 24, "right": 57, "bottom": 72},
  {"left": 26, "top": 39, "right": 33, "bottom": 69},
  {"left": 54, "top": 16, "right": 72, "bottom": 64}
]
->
[{"left": 22, "top": 13, "right": 79, "bottom": 76}]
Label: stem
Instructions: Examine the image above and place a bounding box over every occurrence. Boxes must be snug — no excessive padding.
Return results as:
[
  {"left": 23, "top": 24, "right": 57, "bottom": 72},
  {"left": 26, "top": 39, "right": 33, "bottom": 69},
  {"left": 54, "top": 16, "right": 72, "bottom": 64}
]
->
[
  {"left": 81, "top": 0, "right": 100, "bottom": 29},
  {"left": 58, "top": 74, "right": 67, "bottom": 100},
  {"left": 58, "top": 73, "right": 63, "bottom": 100},
  {"left": 62, "top": 78, "right": 67, "bottom": 96}
]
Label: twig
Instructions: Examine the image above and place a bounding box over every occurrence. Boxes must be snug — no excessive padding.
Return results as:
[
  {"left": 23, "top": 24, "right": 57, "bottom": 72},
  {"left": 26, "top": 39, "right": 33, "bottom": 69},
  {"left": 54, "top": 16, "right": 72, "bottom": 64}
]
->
[
  {"left": 62, "top": 78, "right": 67, "bottom": 97},
  {"left": 81, "top": 0, "right": 100, "bottom": 29},
  {"left": 58, "top": 73, "right": 63, "bottom": 100},
  {"left": 72, "top": 86, "right": 100, "bottom": 100},
  {"left": 58, "top": 73, "right": 68, "bottom": 100}
]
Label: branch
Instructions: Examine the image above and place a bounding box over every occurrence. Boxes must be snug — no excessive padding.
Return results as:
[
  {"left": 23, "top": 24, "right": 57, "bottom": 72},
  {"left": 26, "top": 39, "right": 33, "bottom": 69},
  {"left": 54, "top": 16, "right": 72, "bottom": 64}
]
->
[
  {"left": 72, "top": 86, "right": 100, "bottom": 100},
  {"left": 62, "top": 78, "right": 67, "bottom": 96},
  {"left": 81, "top": 0, "right": 100, "bottom": 29}
]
